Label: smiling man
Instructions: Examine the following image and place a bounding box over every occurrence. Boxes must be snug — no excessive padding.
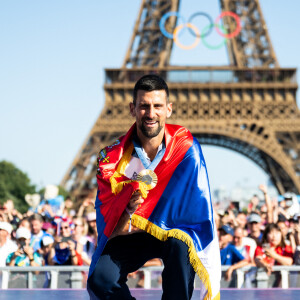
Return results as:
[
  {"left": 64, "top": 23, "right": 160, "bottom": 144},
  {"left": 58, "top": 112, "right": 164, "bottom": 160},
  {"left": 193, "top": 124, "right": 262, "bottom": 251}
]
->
[{"left": 87, "top": 75, "right": 220, "bottom": 300}]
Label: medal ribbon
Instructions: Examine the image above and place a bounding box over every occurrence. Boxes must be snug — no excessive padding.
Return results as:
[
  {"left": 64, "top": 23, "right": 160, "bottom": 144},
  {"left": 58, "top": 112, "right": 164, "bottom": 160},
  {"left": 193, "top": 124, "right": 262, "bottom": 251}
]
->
[{"left": 132, "top": 138, "right": 166, "bottom": 171}]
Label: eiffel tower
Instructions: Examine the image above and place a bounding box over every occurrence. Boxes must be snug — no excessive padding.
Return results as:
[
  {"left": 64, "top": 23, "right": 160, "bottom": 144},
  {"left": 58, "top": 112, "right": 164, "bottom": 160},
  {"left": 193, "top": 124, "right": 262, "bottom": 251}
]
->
[{"left": 61, "top": 0, "right": 300, "bottom": 200}]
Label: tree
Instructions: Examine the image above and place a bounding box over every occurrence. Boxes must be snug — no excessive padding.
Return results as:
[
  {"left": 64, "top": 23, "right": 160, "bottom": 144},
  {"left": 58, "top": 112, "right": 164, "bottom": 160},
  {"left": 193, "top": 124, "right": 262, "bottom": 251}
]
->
[{"left": 0, "top": 160, "right": 36, "bottom": 213}]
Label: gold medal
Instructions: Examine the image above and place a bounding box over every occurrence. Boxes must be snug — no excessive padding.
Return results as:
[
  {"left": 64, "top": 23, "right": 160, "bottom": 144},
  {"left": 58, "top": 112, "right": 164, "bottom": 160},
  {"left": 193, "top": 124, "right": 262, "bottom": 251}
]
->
[{"left": 136, "top": 169, "right": 158, "bottom": 190}]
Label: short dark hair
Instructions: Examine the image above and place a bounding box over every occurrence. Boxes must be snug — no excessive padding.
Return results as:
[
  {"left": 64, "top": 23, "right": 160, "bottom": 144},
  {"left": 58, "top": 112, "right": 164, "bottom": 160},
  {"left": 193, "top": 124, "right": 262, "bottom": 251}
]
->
[
  {"left": 29, "top": 213, "right": 44, "bottom": 223},
  {"left": 133, "top": 74, "right": 169, "bottom": 105}
]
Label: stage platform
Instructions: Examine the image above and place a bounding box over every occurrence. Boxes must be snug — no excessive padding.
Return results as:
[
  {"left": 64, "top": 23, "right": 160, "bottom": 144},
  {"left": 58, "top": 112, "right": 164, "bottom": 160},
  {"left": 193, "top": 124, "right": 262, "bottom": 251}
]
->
[{"left": 1, "top": 288, "right": 300, "bottom": 299}]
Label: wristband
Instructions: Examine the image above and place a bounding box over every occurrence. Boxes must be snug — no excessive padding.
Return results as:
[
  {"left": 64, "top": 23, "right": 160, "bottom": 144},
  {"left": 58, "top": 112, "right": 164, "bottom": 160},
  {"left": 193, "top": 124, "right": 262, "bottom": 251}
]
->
[
  {"left": 125, "top": 207, "right": 134, "bottom": 232},
  {"left": 29, "top": 258, "right": 34, "bottom": 262}
]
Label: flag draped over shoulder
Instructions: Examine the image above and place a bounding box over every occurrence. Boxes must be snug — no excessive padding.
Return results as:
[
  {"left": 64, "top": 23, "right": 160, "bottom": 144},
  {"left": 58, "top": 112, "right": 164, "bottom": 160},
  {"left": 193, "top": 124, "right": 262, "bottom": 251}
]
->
[{"left": 89, "top": 123, "right": 221, "bottom": 300}]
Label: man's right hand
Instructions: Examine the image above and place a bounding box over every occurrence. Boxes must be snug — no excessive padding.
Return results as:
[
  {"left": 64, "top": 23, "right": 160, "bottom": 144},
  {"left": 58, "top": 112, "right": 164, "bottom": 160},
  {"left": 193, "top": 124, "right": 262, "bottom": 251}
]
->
[{"left": 127, "top": 191, "right": 144, "bottom": 213}]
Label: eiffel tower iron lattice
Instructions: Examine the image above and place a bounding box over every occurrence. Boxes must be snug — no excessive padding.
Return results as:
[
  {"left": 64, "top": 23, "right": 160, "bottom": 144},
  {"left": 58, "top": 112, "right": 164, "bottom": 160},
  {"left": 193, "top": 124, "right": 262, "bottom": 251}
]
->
[{"left": 61, "top": 0, "right": 300, "bottom": 200}]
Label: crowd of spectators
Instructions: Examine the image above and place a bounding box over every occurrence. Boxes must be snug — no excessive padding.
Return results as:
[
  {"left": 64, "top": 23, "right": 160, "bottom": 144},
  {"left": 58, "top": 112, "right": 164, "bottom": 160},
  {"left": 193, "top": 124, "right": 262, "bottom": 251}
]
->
[
  {"left": 215, "top": 184, "right": 300, "bottom": 286},
  {"left": 0, "top": 192, "right": 97, "bottom": 273},
  {"left": 0, "top": 183, "right": 300, "bottom": 288}
]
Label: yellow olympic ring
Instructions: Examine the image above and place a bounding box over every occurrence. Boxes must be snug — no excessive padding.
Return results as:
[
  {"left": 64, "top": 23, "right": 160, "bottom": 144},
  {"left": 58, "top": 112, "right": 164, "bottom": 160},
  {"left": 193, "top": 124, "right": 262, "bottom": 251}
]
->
[{"left": 173, "top": 23, "right": 200, "bottom": 50}]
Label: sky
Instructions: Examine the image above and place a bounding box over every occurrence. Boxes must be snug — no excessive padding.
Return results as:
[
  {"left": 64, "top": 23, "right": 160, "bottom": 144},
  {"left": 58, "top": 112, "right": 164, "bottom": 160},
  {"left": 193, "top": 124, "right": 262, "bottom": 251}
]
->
[{"left": 0, "top": 0, "right": 299, "bottom": 198}]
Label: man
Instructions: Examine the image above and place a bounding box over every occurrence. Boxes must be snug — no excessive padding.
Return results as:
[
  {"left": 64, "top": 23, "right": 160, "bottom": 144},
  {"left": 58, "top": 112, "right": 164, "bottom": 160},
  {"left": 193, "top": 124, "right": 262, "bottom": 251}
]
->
[
  {"left": 233, "top": 226, "right": 256, "bottom": 264},
  {"left": 6, "top": 227, "right": 42, "bottom": 267},
  {"left": 87, "top": 75, "right": 220, "bottom": 300},
  {"left": 219, "top": 225, "right": 248, "bottom": 281},
  {"left": 248, "top": 213, "right": 263, "bottom": 243},
  {"left": 0, "top": 222, "right": 17, "bottom": 287},
  {"left": 0, "top": 222, "right": 17, "bottom": 267},
  {"left": 29, "top": 213, "right": 52, "bottom": 251}
]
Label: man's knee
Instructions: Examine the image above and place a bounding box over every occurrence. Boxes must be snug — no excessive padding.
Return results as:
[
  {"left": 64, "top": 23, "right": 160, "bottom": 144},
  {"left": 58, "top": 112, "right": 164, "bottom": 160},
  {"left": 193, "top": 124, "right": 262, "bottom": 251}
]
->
[
  {"left": 87, "top": 255, "right": 123, "bottom": 297},
  {"left": 165, "top": 238, "right": 189, "bottom": 256}
]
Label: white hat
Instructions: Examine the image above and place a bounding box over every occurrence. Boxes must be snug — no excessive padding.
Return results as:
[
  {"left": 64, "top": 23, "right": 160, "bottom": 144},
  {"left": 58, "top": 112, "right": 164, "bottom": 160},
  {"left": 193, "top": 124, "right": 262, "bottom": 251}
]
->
[
  {"left": 16, "top": 227, "right": 31, "bottom": 240},
  {"left": 0, "top": 222, "right": 13, "bottom": 234},
  {"left": 41, "top": 235, "right": 54, "bottom": 247}
]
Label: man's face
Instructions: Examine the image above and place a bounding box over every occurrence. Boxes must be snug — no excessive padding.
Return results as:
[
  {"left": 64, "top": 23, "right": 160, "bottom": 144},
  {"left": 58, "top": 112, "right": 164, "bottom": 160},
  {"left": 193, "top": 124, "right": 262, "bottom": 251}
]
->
[
  {"left": 233, "top": 228, "right": 243, "bottom": 247},
  {"left": 218, "top": 229, "right": 232, "bottom": 249},
  {"left": 249, "top": 222, "right": 260, "bottom": 233},
  {"left": 130, "top": 90, "right": 172, "bottom": 139},
  {"left": 31, "top": 220, "right": 42, "bottom": 235},
  {"left": 0, "top": 228, "right": 8, "bottom": 241}
]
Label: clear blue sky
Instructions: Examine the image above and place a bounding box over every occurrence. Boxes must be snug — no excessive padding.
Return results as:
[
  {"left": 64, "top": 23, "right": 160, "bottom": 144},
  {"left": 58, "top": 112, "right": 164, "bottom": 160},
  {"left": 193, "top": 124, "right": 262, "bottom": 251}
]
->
[{"left": 0, "top": 0, "right": 299, "bottom": 195}]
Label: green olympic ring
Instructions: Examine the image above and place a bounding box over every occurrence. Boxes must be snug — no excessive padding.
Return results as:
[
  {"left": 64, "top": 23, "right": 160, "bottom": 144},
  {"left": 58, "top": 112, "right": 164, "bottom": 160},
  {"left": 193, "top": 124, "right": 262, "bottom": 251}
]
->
[
  {"left": 160, "top": 11, "right": 241, "bottom": 50},
  {"left": 201, "top": 23, "right": 228, "bottom": 50}
]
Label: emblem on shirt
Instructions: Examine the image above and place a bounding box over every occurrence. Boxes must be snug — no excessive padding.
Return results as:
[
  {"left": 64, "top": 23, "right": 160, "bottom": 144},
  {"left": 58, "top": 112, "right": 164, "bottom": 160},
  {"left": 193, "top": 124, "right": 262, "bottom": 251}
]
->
[{"left": 131, "top": 172, "right": 138, "bottom": 180}]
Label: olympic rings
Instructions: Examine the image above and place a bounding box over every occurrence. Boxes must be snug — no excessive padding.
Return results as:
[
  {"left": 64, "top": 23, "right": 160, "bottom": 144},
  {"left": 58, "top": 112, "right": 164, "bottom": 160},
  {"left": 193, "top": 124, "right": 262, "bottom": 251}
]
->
[
  {"left": 215, "top": 11, "right": 241, "bottom": 39},
  {"left": 159, "top": 10, "right": 242, "bottom": 50},
  {"left": 173, "top": 23, "right": 200, "bottom": 50},
  {"left": 201, "top": 24, "right": 227, "bottom": 50},
  {"left": 159, "top": 12, "right": 186, "bottom": 39},
  {"left": 187, "top": 12, "right": 214, "bottom": 38}
]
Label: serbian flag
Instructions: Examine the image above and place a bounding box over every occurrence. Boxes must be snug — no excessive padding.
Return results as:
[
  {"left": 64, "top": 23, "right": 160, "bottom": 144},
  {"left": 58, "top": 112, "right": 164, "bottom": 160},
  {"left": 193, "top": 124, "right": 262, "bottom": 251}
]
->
[{"left": 89, "top": 123, "right": 221, "bottom": 300}]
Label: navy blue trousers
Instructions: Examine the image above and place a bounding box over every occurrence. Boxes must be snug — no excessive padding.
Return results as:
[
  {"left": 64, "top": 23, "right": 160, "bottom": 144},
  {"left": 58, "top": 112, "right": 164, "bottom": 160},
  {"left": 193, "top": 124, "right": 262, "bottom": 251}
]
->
[{"left": 87, "top": 232, "right": 195, "bottom": 300}]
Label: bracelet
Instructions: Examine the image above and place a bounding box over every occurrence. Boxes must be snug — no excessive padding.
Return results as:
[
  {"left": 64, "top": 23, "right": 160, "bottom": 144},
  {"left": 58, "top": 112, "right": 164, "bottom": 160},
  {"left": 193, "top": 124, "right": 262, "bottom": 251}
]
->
[
  {"left": 71, "top": 254, "right": 77, "bottom": 258},
  {"left": 29, "top": 258, "right": 34, "bottom": 262}
]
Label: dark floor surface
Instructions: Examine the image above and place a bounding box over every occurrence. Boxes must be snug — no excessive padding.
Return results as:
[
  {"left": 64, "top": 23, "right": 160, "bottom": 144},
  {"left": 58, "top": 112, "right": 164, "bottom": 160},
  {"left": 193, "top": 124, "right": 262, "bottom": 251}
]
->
[{"left": 1, "top": 288, "right": 300, "bottom": 300}]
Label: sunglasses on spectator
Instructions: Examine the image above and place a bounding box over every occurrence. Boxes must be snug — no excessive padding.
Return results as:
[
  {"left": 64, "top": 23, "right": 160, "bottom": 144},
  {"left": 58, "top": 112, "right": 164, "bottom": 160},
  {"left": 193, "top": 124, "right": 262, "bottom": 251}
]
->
[
  {"left": 74, "top": 224, "right": 82, "bottom": 227},
  {"left": 61, "top": 226, "right": 69, "bottom": 230}
]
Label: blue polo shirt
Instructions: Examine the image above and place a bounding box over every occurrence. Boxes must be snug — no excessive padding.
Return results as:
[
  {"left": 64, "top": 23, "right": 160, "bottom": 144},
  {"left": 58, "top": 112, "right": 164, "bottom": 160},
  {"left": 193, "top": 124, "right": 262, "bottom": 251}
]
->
[{"left": 220, "top": 243, "right": 245, "bottom": 265}]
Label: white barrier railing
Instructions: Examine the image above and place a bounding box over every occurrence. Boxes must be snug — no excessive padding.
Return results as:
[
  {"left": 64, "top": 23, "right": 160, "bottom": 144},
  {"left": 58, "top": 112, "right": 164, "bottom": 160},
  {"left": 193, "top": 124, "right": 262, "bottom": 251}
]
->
[{"left": 1, "top": 265, "right": 300, "bottom": 289}]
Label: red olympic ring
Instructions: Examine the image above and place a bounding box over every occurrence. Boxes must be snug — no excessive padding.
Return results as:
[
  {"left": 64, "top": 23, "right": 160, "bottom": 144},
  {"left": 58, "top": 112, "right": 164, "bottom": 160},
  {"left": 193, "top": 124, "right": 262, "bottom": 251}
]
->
[{"left": 214, "top": 11, "right": 241, "bottom": 39}]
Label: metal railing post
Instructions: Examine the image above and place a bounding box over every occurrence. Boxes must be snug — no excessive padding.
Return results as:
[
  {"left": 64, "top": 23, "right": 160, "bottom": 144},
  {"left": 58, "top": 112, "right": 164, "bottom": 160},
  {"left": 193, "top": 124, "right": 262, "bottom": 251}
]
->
[
  {"left": 281, "top": 270, "right": 289, "bottom": 289},
  {"left": 70, "top": 271, "right": 83, "bottom": 288},
  {"left": 256, "top": 268, "right": 269, "bottom": 288},
  {"left": 28, "top": 271, "right": 33, "bottom": 289},
  {"left": 1, "top": 271, "right": 9, "bottom": 289},
  {"left": 143, "top": 269, "right": 152, "bottom": 289},
  {"left": 236, "top": 269, "right": 244, "bottom": 288},
  {"left": 50, "top": 270, "right": 58, "bottom": 289}
]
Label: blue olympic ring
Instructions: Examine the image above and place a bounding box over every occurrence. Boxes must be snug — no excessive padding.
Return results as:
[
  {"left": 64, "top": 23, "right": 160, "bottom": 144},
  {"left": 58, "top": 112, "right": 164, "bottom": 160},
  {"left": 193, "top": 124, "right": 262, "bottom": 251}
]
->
[
  {"left": 160, "top": 11, "right": 241, "bottom": 50},
  {"left": 159, "top": 11, "right": 186, "bottom": 39}
]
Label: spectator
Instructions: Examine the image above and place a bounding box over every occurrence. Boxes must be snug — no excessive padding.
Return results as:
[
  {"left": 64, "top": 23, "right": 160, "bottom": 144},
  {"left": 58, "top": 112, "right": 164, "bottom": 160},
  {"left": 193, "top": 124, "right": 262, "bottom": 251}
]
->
[
  {"left": 48, "top": 220, "right": 82, "bottom": 266},
  {"left": 62, "top": 197, "right": 76, "bottom": 218},
  {"left": 29, "top": 213, "right": 52, "bottom": 252},
  {"left": 77, "top": 197, "right": 94, "bottom": 218},
  {"left": 86, "top": 212, "right": 97, "bottom": 247},
  {"left": 247, "top": 195, "right": 260, "bottom": 214},
  {"left": 6, "top": 227, "right": 42, "bottom": 267},
  {"left": 18, "top": 218, "right": 31, "bottom": 230},
  {"left": 219, "top": 225, "right": 248, "bottom": 281},
  {"left": 40, "top": 235, "right": 54, "bottom": 265},
  {"left": 72, "top": 216, "right": 94, "bottom": 265},
  {"left": 236, "top": 212, "right": 247, "bottom": 230},
  {"left": 233, "top": 226, "right": 256, "bottom": 264},
  {"left": 39, "top": 235, "right": 55, "bottom": 288},
  {"left": 278, "top": 193, "right": 300, "bottom": 220},
  {"left": 259, "top": 184, "right": 273, "bottom": 224},
  {"left": 277, "top": 217, "right": 296, "bottom": 252},
  {"left": 254, "top": 223, "right": 293, "bottom": 276},
  {"left": 248, "top": 213, "right": 263, "bottom": 243},
  {"left": 0, "top": 222, "right": 17, "bottom": 266}
]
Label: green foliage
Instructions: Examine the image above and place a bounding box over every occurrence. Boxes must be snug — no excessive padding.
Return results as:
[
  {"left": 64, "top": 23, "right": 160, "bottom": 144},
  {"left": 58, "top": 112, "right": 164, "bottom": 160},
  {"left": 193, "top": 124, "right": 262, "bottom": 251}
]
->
[{"left": 0, "top": 160, "right": 36, "bottom": 213}]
